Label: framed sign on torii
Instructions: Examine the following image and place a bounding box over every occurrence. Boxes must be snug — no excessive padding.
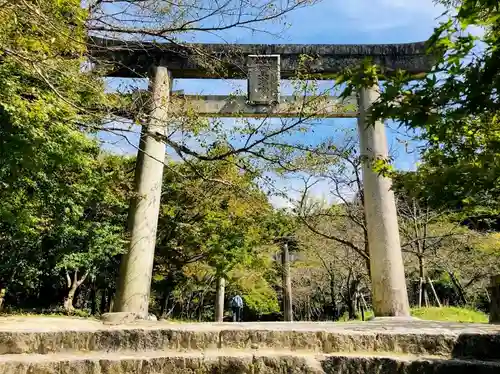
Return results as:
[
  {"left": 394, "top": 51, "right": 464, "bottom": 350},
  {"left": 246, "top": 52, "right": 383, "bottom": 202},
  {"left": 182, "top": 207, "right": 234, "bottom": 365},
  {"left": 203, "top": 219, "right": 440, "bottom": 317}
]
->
[{"left": 247, "top": 54, "right": 281, "bottom": 106}]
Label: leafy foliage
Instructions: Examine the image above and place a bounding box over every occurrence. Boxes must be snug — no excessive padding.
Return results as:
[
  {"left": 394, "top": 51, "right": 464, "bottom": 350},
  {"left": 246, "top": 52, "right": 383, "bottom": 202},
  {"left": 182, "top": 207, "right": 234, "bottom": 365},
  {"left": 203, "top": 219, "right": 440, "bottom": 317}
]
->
[
  {"left": 369, "top": 0, "right": 500, "bottom": 216},
  {"left": 151, "top": 159, "right": 281, "bottom": 316},
  {"left": 0, "top": 0, "right": 127, "bottom": 310},
  {"left": 411, "top": 306, "right": 488, "bottom": 323}
]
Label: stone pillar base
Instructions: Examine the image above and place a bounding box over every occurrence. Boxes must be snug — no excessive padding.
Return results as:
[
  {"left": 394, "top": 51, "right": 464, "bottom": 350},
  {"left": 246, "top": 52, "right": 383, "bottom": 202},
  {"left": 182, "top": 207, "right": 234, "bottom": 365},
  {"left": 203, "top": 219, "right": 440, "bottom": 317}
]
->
[
  {"left": 367, "top": 316, "right": 420, "bottom": 322},
  {"left": 101, "top": 312, "right": 158, "bottom": 325},
  {"left": 101, "top": 312, "right": 141, "bottom": 325}
]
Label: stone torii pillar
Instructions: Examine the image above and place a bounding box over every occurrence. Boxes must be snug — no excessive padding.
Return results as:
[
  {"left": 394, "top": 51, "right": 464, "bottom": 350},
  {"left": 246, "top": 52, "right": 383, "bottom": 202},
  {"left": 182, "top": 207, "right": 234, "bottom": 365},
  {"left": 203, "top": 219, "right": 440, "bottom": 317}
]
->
[
  {"left": 113, "top": 64, "right": 172, "bottom": 318},
  {"left": 357, "top": 83, "right": 410, "bottom": 317}
]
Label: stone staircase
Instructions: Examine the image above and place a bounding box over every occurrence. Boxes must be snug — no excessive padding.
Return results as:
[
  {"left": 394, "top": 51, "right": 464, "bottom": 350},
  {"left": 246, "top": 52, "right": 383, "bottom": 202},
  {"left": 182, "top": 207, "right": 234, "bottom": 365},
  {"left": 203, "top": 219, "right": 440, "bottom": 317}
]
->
[{"left": 0, "top": 317, "right": 499, "bottom": 373}]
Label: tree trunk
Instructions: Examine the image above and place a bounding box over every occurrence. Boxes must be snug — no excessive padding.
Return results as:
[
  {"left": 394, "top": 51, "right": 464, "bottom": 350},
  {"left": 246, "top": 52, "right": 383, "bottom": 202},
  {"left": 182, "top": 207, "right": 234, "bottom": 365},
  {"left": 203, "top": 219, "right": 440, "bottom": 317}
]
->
[
  {"left": 306, "top": 295, "right": 311, "bottom": 321},
  {"left": 347, "top": 279, "right": 359, "bottom": 320},
  {"left": 329, "top": 276, "right": 338, "bottom": 321},
  {"left": 64, "top": 283, "right": 78, "bottom": 313},
  {"left": 90, "top": 283, "right": 97, "bottom": 315},
  {"left": 448, "top": 271, "right": 469, "bottom": 305},
  {"left": 100, "top": 288, "right": 107, "bottom": 314},
  {"left": 360, "top": 294, "right": 368, "bottom": 321},
  {"left": 160, "top": 276, "right": 174, "bottom": 318},
  {"left": 489, "top": 275, "right": 500, "bottom": 323},
  {"left": 364, "top": 256, "right": 371, "bottom": 278},
  {"left": 347, "top": 295, "right": 356, "bottom": 320},
  {"left": 417, "top": 256, "right": 429, "bottom": 308},
  {"left": 418, "top": 278, "right": 424, "bottom": 308},
  {"left": 160, "top": 289, "right": 171, "bottom": 318},
  {"left": 215, "top": 276, "right": 225, "bottom": 322},
  {"left": 186, "top": 292, "right": 194, "bottom": 320},
  {"left": 199, "top": 291, "right": 206, "bottom": 322},
  {"left": 0, "top": 287, "right": 6, "bottom": 312},
  {"left": 63, "top": 270, "right": 89, "bottom": 313},
  {"left": 108, "top": 289, "right": 115, "bottom": 312},
  {"left": 359, "top": 295, "right": 365, "bottom": 321}
]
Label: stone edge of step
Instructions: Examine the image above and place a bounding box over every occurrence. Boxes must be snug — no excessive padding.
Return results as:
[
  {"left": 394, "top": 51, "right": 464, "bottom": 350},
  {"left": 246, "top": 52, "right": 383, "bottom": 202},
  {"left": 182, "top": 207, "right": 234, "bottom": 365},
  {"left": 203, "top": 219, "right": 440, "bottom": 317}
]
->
[
  {"left": 0, "top": 348, "right": 478, "bottom": 361},
  {"left": 0, "top": 328, "right": 499, "bottom": 359},
  {"left": 0, "top": 349, "right": 499, "bottom": 368}
]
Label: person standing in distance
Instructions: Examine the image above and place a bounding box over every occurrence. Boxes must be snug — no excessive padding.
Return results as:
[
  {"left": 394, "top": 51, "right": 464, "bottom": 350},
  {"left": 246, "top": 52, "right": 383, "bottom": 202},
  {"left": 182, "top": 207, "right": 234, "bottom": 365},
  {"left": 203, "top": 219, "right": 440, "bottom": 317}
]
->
[{"left": 230, "top": 294, "right": 244, "bottom": 322}]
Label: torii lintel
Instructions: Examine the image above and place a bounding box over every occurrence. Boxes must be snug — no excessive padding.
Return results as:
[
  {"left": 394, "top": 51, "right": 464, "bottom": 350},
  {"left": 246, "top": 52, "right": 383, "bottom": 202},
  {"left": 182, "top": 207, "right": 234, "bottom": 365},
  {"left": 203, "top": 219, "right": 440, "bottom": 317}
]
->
[{"left": 88, "top": 37, "right": 434, "bottom": 79}]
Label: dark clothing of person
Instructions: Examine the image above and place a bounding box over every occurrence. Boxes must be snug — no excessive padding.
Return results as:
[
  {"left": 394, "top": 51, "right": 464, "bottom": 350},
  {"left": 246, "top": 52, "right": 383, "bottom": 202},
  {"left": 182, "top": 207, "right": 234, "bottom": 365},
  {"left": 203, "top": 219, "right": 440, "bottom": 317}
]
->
[
  {"left": 232, "top": 306, "right": 243, "bottom": 322},
  {"left": 230, "top": 295, "right": 244, "bottom": 322}
]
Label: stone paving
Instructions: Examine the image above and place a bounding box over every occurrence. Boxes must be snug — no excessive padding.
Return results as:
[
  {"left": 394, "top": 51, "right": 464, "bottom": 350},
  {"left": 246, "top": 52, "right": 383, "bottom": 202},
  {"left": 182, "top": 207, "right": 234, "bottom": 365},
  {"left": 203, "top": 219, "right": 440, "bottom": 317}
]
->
[{"left": 1, "top": 316, "right": 499, "bottom": 334}]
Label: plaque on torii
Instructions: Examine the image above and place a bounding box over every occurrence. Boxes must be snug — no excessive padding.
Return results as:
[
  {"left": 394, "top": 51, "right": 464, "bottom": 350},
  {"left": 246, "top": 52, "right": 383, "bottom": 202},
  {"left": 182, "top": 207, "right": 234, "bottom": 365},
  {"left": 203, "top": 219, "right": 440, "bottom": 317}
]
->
[{"left": 247, "top": 55, "right": 280, "bottom": 106}]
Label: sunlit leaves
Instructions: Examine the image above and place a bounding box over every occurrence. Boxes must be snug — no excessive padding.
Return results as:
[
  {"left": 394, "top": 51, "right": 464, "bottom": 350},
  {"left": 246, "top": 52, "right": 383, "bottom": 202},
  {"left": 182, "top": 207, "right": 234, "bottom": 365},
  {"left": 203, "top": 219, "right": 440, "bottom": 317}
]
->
[
  {"left": 358, "top": 0, "right": 500, "bottom": 215},
  {"left": 0, "top": 0, "right": 129, "bottom": 300}
]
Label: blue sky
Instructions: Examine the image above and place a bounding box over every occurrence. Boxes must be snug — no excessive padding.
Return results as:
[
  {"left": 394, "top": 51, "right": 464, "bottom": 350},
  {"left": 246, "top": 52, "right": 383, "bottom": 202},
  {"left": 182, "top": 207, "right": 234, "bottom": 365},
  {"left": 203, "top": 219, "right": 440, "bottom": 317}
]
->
[{"left": 99, "top": 0, "right": 446, "bottom": 206}]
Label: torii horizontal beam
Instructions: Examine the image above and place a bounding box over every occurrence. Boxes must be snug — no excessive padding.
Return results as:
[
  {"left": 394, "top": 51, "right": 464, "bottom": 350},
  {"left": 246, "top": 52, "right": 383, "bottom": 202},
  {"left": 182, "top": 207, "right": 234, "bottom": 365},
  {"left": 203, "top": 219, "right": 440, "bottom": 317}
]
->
[
  {"left": 89, "top": 37, "right": 434, "bottom": 79},
  {"left": 116, "top": 92, "right": 357, "bottom": 119},
  {"left": 169, "top": 94, "right": 358, "bottom": 118}
]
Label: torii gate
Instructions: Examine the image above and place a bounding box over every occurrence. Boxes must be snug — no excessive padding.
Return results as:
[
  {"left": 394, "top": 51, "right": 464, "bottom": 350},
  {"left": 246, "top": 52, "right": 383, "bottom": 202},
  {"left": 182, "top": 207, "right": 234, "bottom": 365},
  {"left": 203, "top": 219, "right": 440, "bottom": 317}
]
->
[{"left": 90, "top": 39, "right": 433, "bottom": 320}]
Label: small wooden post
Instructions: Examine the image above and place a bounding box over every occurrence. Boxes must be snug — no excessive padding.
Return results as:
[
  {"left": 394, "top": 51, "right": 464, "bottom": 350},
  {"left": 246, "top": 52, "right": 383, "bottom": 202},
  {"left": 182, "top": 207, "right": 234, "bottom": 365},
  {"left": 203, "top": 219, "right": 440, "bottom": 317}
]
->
[
  {"left": 427, "top": 277, "right": 442, "bottom": 308},
  {"left": 418, "top": 278, "right": 423, "bottom": 308},
  {"left": 489, "top": 275, "right": 500, "bottom": 324},
  {"left": 215, "top": 276, "right": 225, "bottom": 322},
  {"left": 282, "top": 241, "right": 293, "bottom": 322}
]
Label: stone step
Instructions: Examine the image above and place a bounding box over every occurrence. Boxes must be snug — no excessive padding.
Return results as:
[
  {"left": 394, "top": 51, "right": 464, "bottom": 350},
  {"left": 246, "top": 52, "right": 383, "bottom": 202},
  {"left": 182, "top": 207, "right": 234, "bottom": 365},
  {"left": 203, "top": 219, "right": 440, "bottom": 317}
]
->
[
  {"left": 0, "top": 349, "right": 499, "bottom": 374},
  {"left": 0, "top": 318, "right": 500, "bottom": 360},
  {"left": 1, "top": 318, "right": 500, "bottom": 361}
]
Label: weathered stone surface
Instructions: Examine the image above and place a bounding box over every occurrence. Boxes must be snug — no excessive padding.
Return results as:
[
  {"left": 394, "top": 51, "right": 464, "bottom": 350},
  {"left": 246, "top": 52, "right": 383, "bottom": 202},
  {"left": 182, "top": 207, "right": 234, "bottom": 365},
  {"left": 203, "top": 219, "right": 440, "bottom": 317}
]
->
[
  {"left": 122, "top": 94, "right": 359, "bottom": 119},
  {"left": 357, "top": 84, "right": 410, "bottom": 317},
  {"left": 0, "top": 350, "right": 322, "bottom": 374},
  {"left": 1, "top": 317, "right": 500, "bottom": 361},
  {"left": 0, "top": 329, "right": 223, "bottom": 355},
  {"left": 447, "top": 332, "right": 500, "bottom": 360},
  {"left": 322, "top": 355, "right": 500, "bottom": 374},
  {"left": 89, "top": 37, "right": 435, "bottom": 79},
  {"left": 0, "top": 350, "right": 499, "bottom": 374},
  {"left": 247, "top": 55, "right": 280, "bottom": 105},
  {"left": 101, "top": 312, "right": 139, "bottom": 325},
  {"left": 113, "top": 65, "right": 172, "bottom": 318}
]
